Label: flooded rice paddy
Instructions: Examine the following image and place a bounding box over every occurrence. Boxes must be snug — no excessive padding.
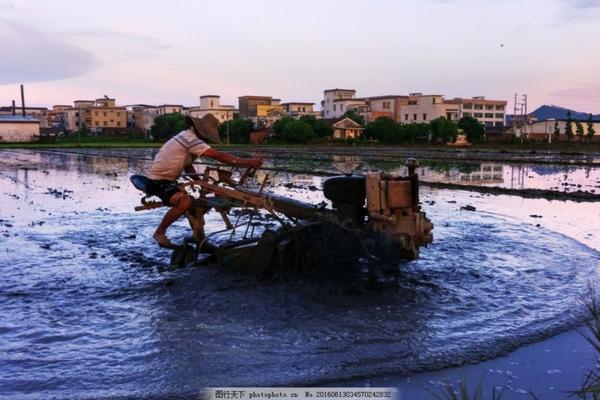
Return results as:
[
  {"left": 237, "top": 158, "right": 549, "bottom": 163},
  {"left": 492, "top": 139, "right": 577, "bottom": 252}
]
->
[{"left": 1, "top": 148, "right": 599, "bottom": 399}]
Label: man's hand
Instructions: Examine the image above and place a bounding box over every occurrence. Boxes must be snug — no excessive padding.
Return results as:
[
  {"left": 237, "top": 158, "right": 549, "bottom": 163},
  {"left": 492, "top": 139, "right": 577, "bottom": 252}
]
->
[{"left": 245, "top": 158, "right": 263, "bottom": 169}]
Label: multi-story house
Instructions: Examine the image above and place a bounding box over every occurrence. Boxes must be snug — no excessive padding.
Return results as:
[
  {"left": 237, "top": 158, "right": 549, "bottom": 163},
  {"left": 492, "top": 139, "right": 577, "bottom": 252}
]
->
[
  {"left": 321, "top": 89, "right": 360, "bottom": 119},
  {"left": 281, "top": 102, "right": 316, "bottom": 117},
  {"left": 81, "top": 98, "right": 127, "bottom": 133},
  {"left": 400, "top": 94, "right": 461, "bottom": 124},
  {"left": 400, "top": 94, "right": 507, "bottom": 129},
  {"left": 187, "top": 95, "right": 236, "bottom": 122},
  {"left": 238, "top": 95, "right": 284, "bottom": 128},
  {"left": 447, "top": 96, "right": 507, "bottom": 128}
]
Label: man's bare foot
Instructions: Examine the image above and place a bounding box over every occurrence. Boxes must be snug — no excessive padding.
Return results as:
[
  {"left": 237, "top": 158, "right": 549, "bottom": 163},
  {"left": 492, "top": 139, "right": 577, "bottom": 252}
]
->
[{"left": 153, "top": 232, "right": 176, "bottom": 249}]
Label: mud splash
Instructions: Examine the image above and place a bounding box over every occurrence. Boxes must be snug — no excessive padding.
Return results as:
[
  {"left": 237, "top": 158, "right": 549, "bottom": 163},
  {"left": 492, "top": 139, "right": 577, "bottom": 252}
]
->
[{"left": 1, "top": 149, "right": 599, "bottom": 398}]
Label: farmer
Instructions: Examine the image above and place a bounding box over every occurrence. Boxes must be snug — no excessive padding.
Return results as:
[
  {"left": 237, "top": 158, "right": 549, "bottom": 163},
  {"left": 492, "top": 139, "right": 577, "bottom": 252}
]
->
[{"left": 147, "top": 114, "right": 262, "bottom": 248}]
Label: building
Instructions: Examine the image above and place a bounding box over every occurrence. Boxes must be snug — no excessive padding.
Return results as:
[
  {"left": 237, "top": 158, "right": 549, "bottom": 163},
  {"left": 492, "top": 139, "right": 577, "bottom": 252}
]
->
[
  {"left": 187, "top": 95, "right": 236, "bottom": 122},
  {"left": 321, "top": 89, "right": 360, "bottom": 119},
  {"left": 0, "top": 115, "right": 40, "bottom": 142},
  {"left": 400, "top": 94, "right": 460, "bottom": 124},
  {"left": 238, "top": 95, "right": 284, "bottom": 128},
  {"left": 321, "top": 89, "right": 410, "bottom": 123},
  {"left": 0, "top": 106, "right": 49, "bottom": 128},
  {"left": 512, "top": 119, "right": 600, "bottom": 142},
  {"left": 281, "top": 102, "right": 316, "bottom": 117},
  {"left": 156, "top": 104, "right": 183, "bottom": 116},
  {"left": 140, "top": 106, "right": 159, "bottom": 132},
  {"left": 447, "top": 96, "right": 507, "bottom": 128},
  {"left": 361, "top": 95, "right": 409, "bottom": 123},
  {"left": 332, "top": 117, "right": 364, "bottom": 139},
  {"left": 400, "top": 94, "right": 507, "bottom": 129},
  {"left": 81, "top": 98, "right": 127, "bottom": 133},
  {"left": 47, "top": 105, "right": 70, "bottom": 130}
]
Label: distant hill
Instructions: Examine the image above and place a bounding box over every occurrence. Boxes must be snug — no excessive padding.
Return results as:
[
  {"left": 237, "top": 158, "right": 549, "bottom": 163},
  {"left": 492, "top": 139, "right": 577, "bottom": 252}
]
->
[{"left": 530, "top": 105, "right": 600, "bottom": 121}]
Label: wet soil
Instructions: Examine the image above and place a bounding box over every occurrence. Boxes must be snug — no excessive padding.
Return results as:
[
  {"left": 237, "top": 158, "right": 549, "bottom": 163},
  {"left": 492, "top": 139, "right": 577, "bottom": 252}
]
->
[{"left": 0, "top": 149, "right": 599, "bottom": 399}]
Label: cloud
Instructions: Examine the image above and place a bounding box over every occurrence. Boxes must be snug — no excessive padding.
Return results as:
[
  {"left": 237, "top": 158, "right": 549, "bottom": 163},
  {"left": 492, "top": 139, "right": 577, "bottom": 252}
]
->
[
  {"left": 550, "top": 83, "right": 600, "bottom": 99},
  {"left": 56, "top": 29, "right": 170, "bottom": 63},
  {"left": 561, "top": 0, "right": 600, "bottom": 8},
  {"left": 0, "top": 20, "right": 97, "bottom": 84}
]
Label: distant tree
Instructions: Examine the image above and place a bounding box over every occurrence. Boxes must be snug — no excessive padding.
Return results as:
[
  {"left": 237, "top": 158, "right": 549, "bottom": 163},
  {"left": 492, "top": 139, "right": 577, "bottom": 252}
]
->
[
  {"left": 219, "top": 118, "right": 253, "bottom": 144},
  {"left": 342, "top": 110, "right": 365, "bottom": 126},
  {"left": 575, "top": 120, "right": 585, "bottom": 142},
  {"left": 314, "top": 120, "right": 333, "bottom": 138},
  {"left": 430, "top": 117, "right": 458, "bottom": 143},
  {"left": 405, "top": 123, "right": 431, "bottom": 144},
  {"left": 587, "top": 113, "right": 596, "bottom": 142},
  {"left": 458, "top": 116, "right": 485, "bottom": 143},
  {"left": 281, "top": 120, "right": 315, "bottom": 143},
  {"left": 272, "top": 116, "right": 296, "bottom": 136},
  {"left": 553, "top": 120, "right": 560, "bottom": 140},
  {"left": 365, "top": 117, "right": 402, "bottom": 143},
  {"left": 565, "top": 111, "right": 574, "bottom": 141},
  {"left": 151, "top": 112, "right": 187, "bottom": 141}
]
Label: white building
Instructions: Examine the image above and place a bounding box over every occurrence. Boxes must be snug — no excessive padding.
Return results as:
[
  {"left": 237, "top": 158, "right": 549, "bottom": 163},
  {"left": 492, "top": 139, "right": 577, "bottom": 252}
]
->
[
  {"left": 187, "top": 95, "right": 236, "bottom": 122},
  {"left": 400, "top": 94, "right": 460, "bottom": 124},
  {"left": 0, "top": 116, "right": 40, "bottom": 142},
  {"left": 321, "top": 89, "right": 364, "bottom": 119},
  {"left": 400, "top": 94, "right": 507, "bottom": 128}
]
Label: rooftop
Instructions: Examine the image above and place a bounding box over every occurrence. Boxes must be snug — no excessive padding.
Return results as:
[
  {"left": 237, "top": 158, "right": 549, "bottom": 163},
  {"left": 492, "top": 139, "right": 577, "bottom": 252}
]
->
[
  {"left": 238, "top": 95, "right": 273, "bottom": 100},
  {"left": 324, "top": 88, "right": 356, "bottom": 93},
  {"left": 0, "top": 115, "right": 40, "bottom": 123}
]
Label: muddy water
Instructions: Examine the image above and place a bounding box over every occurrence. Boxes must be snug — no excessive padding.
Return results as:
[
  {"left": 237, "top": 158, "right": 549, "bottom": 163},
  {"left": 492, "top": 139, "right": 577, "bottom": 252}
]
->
[
  {"left": 1, "top": 149, "right": 599, "bottom": 399},
  {"left": 36, "top": 147, "right": 600, "bottom": 193}
]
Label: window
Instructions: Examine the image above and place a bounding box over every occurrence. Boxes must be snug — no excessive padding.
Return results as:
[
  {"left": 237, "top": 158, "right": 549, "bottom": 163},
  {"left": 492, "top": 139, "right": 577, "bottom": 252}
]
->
[
  {"left": 463, "top": 103, "right": 472, "bottom": 109},
  {"left": 103, "top": 121, "right": 107, "bottom": 126},
  {"left": 405, "top": 114, "right": 409, "bottom": 121},
  {"left": 110, "top": 119, "right": 114, "bottom": 122},
  {"left": 474, "top": 104, "right": 483, "bottom": 110},
  {"left": 474, "top": 113, "right": 483, "bottom": 118},
  {"left": 117, "top": 121, "right": 121, "bottom": 126},
  {"left": 463, "top": 112, "right": 472, "bottom": 117},
  {"left": 340, "top": 104, "right": 344, "bottom": 111},
  {"left": 413, "top": 114, "right": 417, "bottom": 120},
  {"left": 116, "top": 112, "right": 121, "bottom": 116},
  {"left": 210, "top": 101, "right": 214, "bottom": 107},
  {"left": 382, "top": 101, "right": 390, "bottom": 109},
  {"left": 75, "top": 112, "right": 79, "bottom": 117},
  {"left": 432, "top": 98, "right": 437, "bottom": 104},
  {"left": 485, "top": 105, "right": 494, "bottom": 110},
  {"left": 422, "top": 113, "right": 427, "bottom": 120},
  {"left": 333, "top": 105, "right": 336, "bottom": 111},
  {"left": 495, "top": 113, "right": 504, "bottom": 119},
  {"left": 103, "top": 111, "right": 107, "bottom": 117},
  {"left": 495, "top": 105, "right": 504, "bottom": 110},
  {"left": 485, "top": 113, "right": 493, "bottom": 118},
  {"left": 95, "top": 121, "right": 99, "bottom": 126}
]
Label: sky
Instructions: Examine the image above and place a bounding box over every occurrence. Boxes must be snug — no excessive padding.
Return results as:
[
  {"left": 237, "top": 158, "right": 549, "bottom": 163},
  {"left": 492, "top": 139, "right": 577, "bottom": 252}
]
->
[{"left": 1, "top": 0, "right": 599, "bottom": 113}]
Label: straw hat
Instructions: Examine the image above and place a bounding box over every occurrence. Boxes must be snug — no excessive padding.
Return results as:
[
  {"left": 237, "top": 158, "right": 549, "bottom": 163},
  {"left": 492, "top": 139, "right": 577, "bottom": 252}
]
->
[{"left": 186, "top": 114, "right": 222, "bottom": 144}]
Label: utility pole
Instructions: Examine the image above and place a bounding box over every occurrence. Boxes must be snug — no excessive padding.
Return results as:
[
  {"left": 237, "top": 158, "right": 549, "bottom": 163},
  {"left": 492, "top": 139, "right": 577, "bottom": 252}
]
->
[{"left": 226, "top": 119, "right": 230, "bottom": 145}]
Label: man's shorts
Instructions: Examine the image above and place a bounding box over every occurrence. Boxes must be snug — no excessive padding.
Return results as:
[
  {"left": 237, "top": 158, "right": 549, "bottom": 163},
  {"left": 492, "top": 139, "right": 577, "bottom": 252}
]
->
[{"left": 147, "top": 179, "right": 181, "bottom": 206}]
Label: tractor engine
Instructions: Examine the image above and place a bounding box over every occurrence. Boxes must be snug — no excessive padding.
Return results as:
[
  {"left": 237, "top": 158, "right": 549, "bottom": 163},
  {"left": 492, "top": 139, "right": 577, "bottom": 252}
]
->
[{"left": 323, "top": 159, "right": 433, "bottom": 260}]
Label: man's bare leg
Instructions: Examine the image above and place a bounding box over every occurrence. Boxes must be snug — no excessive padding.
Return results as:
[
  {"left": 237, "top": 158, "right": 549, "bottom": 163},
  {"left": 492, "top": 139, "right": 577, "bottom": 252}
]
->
[{"left": 153, "top": 192, "right": 193, "bottom": 248}]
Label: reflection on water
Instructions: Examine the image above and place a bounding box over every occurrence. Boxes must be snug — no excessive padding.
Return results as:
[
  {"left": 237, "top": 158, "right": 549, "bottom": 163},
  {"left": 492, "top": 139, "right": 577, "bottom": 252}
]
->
[{"left": 1, "top": 149, "right": 599, "bottom": 399}]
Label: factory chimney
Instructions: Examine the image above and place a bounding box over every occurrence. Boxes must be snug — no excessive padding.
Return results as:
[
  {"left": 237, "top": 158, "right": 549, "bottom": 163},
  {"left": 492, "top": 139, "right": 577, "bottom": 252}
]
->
[
  {"left": 20, "top": 84, "right": 26, "bottom": 117},
  {"left": 11, "top": 100, "right": 16, "bottom": 116}
]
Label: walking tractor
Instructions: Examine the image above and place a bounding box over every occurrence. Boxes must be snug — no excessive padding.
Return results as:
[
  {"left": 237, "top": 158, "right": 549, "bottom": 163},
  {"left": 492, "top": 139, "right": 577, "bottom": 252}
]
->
[{"left": 130, "top": 159, "right": 433, "bottom": 280}]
